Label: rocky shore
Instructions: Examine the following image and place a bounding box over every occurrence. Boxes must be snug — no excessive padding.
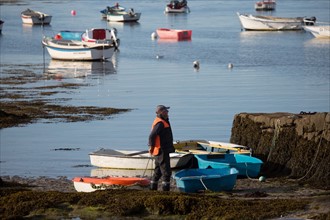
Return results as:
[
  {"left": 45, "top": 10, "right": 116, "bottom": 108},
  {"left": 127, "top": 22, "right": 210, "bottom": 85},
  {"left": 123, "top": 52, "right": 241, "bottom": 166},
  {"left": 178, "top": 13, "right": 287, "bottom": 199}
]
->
[
  {"left": 231, "top": 112, "right": 330, "bottom": 188},
  {"left": 1, "top": 174, "right": 329, "bottom": 219}
]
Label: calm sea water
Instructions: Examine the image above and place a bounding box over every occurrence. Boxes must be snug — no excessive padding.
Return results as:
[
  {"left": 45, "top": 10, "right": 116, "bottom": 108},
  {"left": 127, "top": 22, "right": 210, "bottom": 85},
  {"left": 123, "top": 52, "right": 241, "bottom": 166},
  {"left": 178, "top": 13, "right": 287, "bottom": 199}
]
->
[{"left": 0, "top": 0, "right": 329, "bottom": 178}]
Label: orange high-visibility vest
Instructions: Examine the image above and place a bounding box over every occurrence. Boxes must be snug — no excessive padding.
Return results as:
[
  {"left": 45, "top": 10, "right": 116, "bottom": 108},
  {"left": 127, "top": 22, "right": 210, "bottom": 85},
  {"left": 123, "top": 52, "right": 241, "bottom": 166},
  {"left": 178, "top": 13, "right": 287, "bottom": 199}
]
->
[{"left": 150, "top": 117, "right": 170, "bottom": 156}]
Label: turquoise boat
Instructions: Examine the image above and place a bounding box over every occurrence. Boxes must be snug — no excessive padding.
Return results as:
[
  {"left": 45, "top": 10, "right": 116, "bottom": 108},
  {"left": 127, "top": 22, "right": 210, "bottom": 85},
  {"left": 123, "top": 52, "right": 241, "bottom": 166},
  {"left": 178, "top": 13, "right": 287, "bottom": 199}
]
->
[
  {"left": 174, "top": 167, "right": 239, "bottom": 193},
  {"left": 194, "top": 154, "right": 263, "bottom": 178}
]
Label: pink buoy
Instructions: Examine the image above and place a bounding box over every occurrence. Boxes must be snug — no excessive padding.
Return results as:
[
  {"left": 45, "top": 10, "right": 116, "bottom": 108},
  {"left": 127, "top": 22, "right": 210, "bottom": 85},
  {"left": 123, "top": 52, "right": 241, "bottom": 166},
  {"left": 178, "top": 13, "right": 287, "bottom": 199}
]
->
[{"left": 71, "top": 10, "right": 76, "bottom": 16}]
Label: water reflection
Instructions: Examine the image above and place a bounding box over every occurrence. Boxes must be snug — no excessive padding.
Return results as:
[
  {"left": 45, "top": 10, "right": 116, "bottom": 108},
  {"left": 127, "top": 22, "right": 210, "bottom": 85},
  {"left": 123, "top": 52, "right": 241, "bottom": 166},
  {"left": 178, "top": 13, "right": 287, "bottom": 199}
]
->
[
  {"left": 107, "top": 21, "right": 141, "bottom": 31},
  {"left": 22, "top": 23, "right": 52, "bottom": 33},
  {"left": 157, "top": 38, "right": 192, "bottom": 43},
  {"left": 44, "top": 60, "right": 116, "bottom": 79},
  {"left": 165, "top": 13, "right": 189, "bottom": 27},
  {"left": 304, "top": 38, "right": 330, "bottom": 47}
]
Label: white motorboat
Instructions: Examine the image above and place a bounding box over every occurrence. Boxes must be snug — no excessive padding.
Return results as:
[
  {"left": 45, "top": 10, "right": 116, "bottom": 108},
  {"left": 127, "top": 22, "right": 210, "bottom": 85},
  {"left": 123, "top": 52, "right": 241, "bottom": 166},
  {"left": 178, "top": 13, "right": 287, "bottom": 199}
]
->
[
  {"left": 100, "top": 4, "right": 126, "bottom": 19},
  {"left": 42, "top": 28, "right": 119, "bottom": 61},
  {"left": 255, "top": 0, "right": 276, "bottom": 11},
  {"left": 165, "top": 0, "right": 190, "bottom": 13},
  {"left": 21, "top": 8, "right": 52, "bottom": 25},
  {"left": 106, "top": 8, "right": 141, "bottom": 22},
  {"left": 303, "top": 25, "right": 330, "bottom": 39},
  {"left": 237, "top": 12, "right": 316, "bottom": 31}
]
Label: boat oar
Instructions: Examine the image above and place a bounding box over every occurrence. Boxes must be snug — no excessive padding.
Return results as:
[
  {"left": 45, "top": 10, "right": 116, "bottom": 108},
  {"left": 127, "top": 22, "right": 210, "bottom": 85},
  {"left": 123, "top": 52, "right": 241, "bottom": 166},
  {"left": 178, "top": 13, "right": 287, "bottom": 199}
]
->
[{"left": 125, "top": 150, "right": 149, "bottom": 156}]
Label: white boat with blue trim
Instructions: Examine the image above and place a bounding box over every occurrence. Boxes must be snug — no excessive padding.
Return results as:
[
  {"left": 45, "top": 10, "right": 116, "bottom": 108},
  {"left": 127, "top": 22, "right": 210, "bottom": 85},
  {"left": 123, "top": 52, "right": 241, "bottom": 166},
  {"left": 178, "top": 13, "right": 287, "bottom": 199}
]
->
[{"left": 42, "top": 28, "right": 119, "bottom": 61}]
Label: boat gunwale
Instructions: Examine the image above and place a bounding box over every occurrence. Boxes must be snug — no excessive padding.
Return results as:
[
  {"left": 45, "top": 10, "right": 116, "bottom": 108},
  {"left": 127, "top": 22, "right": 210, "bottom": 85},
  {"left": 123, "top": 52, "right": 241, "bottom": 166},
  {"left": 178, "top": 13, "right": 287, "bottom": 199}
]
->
[{"left": 245, "top": 14, "right": 304, "bottom": 23}]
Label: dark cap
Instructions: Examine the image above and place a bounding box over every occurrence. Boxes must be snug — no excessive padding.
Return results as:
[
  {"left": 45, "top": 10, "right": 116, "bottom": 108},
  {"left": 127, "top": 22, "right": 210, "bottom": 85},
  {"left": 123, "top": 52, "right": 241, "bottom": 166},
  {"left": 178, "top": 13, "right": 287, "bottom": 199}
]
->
[{"left": 155, "top": 105, "right": 170, "bottom": 114}]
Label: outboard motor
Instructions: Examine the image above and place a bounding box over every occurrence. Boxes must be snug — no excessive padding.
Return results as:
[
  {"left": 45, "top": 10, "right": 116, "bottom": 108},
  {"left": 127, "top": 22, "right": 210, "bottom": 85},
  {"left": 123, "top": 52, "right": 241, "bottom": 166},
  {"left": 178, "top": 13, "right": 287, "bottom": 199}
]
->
[
  {"left": 128, "top": 8, "right": 135, "bottom": 16},
  {"left": 303, "top": 16, "right": 316, "bottom": 26},
  {"left": 110, "top": 28, "right": 120, "bottom": 50}
]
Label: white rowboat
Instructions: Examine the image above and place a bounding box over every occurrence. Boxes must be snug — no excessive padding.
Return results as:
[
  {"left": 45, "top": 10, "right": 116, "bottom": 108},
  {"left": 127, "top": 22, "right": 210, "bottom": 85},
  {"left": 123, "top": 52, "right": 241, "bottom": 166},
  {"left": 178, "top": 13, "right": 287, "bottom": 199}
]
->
[
  {"left": 237, "top": 12, "right": 316, "bottom": 31},
  {"left": 89, "top": 149, "right": 194, "bottom": 169},
  {"left": 303, "top": 25, "right": 330, "bottom": 39}
]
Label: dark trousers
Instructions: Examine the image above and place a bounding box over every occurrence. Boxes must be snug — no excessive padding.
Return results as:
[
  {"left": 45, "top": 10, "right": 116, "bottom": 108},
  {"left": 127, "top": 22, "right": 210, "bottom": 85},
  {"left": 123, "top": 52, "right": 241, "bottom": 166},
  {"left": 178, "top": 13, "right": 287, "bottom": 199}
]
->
[{"left": 152, "top": 150, "right": 172, "bottom": 183}]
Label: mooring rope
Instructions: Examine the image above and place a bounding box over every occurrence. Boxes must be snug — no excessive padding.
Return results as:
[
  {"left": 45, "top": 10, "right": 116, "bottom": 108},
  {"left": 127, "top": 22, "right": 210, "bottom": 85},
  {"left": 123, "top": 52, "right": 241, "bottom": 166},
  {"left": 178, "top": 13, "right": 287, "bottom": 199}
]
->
[
  {"left": 296, "top": 119, "right": 326, "bottom": 181},
  {"left": 142, "top": 156, "right": 152, "bottom": 177},
  {"left": 199, "top": 176, "right": 209, "bottom": 191},
  {"left": 244, "top": 163, "right": 255, "bottom": 181},
  {"left": 267, "top": 119, "right": 281, "bottom": 162}
]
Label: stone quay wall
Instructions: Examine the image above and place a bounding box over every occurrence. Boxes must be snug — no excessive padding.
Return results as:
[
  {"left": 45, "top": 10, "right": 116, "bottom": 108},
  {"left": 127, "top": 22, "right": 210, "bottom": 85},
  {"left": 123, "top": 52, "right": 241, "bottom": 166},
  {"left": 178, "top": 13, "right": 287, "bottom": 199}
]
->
[{"left": 230, "top": 112, "right": 330, "bottom": 188}]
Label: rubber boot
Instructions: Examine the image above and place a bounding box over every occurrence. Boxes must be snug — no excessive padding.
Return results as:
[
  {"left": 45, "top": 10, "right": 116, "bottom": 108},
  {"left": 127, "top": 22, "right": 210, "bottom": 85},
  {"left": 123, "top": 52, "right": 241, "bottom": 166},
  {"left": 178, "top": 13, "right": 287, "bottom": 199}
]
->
[
  {"left": 150, "top": 181, "right": 158, "bottom": 190},
  {"left": 161, "top": 181, "right": 170, "bottom": 191}
]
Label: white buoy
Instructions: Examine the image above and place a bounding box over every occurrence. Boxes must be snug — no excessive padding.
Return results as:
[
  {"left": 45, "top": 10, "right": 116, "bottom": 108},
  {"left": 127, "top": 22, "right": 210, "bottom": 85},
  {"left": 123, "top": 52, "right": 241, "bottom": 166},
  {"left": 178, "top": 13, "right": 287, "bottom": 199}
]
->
[
  {"left": 193, "top": 60, "right": 200, "bottom": 69},
  {"left": 156, "top": 55, "right": 163, "bottom": 59},
  {"left": 259, "top": 176, "right": 266, "bottom": 182},
  {"left": 151, "top": 32, "right": 157, "bottom": 39},
  {"left": 228, "top": 63, "right": 233, "bottom": 69}
]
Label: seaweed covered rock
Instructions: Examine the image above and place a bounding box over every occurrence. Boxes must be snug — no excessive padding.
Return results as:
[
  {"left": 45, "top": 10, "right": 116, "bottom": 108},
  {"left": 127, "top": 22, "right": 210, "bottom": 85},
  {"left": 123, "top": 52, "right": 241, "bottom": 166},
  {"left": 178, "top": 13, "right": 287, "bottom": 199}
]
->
[{"left": 230, "top": 112, "right": 330, "bottom": 188}]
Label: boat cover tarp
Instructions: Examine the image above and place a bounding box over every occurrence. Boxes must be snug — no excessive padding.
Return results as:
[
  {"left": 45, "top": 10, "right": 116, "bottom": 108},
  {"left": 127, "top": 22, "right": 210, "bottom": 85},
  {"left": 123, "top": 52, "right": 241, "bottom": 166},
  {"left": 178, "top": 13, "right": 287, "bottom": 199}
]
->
[{"left": 60, "top": 31, "right": 83, "bottom": 40}]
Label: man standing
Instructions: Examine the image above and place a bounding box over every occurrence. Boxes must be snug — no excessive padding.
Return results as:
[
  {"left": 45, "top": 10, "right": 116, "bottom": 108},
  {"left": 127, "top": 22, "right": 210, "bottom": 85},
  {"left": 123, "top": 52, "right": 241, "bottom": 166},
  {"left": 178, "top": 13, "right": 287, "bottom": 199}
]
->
[{"left": 148, "top": 105, "right": 175, "bottom": 191}]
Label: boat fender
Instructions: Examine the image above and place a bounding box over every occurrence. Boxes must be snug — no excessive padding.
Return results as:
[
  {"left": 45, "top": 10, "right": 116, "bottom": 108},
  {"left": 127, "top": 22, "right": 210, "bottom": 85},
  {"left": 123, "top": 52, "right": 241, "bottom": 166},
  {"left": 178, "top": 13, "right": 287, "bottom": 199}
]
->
[{"left": 54, "top": 34, "right": 62, "bottom": 40}]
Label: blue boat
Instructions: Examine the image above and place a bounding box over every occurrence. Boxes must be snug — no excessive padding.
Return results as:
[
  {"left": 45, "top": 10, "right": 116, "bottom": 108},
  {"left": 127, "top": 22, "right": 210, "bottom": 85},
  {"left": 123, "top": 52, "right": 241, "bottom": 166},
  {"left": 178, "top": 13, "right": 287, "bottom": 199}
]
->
[
  {"left": 194, "top": 154, "right": 263, "bottom": 178},
  {"left": 174, "top": 167, "right": 239, "bottom": 193}
]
